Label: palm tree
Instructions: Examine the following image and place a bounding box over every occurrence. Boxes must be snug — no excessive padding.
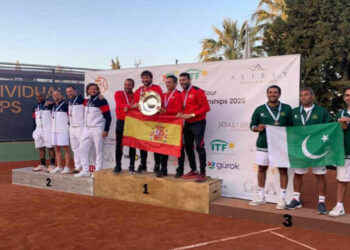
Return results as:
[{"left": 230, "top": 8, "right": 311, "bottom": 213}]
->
[
  {"left": 199, "top": 19, "right": 262, "bottom": 62},
  {"left": 111, "top": 56, "right": 121, "bottom": 70},
  {"left": 252, "top": 0, "right": 287, "bottom": 30}
]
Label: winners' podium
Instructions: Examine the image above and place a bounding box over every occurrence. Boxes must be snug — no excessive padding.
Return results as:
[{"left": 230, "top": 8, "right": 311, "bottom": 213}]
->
[
  {"left": 12, "top": 167, "right": 222, "bottom": 213},
  {"left": 94, "top": 170, "right": 222, "bottom": 213}
]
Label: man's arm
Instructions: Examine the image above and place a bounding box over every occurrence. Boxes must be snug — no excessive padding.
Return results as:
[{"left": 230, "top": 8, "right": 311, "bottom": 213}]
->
[
  {"left": 99, "top": 99, "right": 112, "bottom": 135},
  {"left": 193, "top": 89, "right": 210, "bottom": 117},
  {"left": 32, "top": 106, "right": 36, "bottom": 131}
]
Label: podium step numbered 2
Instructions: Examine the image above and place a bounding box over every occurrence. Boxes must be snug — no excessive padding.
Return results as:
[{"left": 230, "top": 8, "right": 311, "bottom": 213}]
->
[{"left": 12, "top": 167, "right": 93, "bottom": 196}]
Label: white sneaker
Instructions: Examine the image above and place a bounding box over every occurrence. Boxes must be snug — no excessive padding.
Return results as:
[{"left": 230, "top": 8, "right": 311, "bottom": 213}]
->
[
  {"left": 32, "top": 165, "right": 46, "bottom": 172},
  {"left": 50, "top": 166, "right": 62, "bottom": 174},
  {"left": 329, "top": 206, "right": 345, "bottom": 217},
  {"left": 74, "top": 171, "right": 91, "bottom": 178},
  {"left": 73, "top": 167, "right": 82, "bottom": 173},
  {"left": 276, "top": 198, "right": 286, "bottom": 210},
  {"left": 61, "top": 166, "right": 72, "bottom": 174},
  {"left": 249, "top": 198, "right": 266, "bottom": 206},
  {"left": 47, "top": 164, "right": 55, "bottom": 172}
]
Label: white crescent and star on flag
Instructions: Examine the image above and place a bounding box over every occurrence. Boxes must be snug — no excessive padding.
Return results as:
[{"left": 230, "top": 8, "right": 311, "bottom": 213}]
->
[{"left": 301, "top": 134, "right": 329, "bottom": 159}]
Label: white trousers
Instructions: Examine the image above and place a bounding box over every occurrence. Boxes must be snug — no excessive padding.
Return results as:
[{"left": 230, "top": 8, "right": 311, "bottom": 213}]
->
[
  {"left": 70, "top": 126, "right": 83, "bottom": 169},
  {"left": 80, "top": 127, "right": 104, "bottom": 172},
  {"left": 32, "top": 129, "right": 52, "bottom": 148}
]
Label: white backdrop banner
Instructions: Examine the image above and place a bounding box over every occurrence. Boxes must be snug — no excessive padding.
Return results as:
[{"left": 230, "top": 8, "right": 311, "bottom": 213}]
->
[{"left": 85, "top": 54, "right": 301, "bottom": 202}]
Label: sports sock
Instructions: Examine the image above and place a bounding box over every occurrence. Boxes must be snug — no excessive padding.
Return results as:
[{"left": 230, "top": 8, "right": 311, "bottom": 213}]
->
[
  {"left": 319, "top": 196, "right": 325, "bottom": 203},
  {"left": 280, "top": 189, "right": 287, "bottom": 200},
  {"left": 258, "top": 187, "right": 265, "bottom": 200},
  {"left": 293, "top": 192, "right": 300, "bottom": 202},
  {"left": 50, "top": 158, "right": 55, "bottom": 165},
  {"left": 40, "top": 158, "right": 45, "bottom": 165},
  {"left": 336, "top": 202, "right": 344, "bottom": 208}
]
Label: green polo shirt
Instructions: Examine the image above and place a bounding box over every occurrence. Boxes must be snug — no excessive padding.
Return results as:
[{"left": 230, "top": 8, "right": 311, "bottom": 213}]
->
[
  {"left": 250, "top": 103, "right": 292, "bottom": 151},
  {"left": 335, "top": 110, "right": 350, "bottom": 157},
  {"left": 290, "top": 105, "right": 330, "bottom": 126}
]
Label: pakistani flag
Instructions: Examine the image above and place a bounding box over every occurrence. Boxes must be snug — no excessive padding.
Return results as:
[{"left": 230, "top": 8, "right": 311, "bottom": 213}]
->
[{"left": 266, "top": 123, "right": 345, "bottom": 168}]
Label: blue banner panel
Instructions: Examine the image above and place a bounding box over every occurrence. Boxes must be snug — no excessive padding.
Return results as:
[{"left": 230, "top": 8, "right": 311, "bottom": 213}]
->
[{"left": 0, "top": 81, "right": 84, "bottom": 141}]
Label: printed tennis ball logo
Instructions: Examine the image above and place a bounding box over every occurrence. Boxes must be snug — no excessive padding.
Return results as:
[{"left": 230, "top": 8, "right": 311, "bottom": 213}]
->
[{"left": 210, "top": 139, "right": 235, "bottom": 152}]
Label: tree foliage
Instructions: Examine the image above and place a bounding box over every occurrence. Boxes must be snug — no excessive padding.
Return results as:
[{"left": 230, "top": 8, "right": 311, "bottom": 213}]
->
[
  {"left": 262, "top": 0, "right": 350, "bottom": 111},
  {"left": 199, "top": 19, "right": 262, "bottom": 62},
  {"left": 111, "top": 56, "right": 121, "bottom": 70}
]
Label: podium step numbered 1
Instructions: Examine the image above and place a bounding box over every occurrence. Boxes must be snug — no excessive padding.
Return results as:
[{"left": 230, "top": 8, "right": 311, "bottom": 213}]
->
[{"left": 94, "top": 170, "right": 222, "bottom": 213}]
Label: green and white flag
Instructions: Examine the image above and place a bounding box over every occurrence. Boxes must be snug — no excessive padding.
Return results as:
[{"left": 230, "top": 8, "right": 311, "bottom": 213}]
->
[{"left": 266, "top": 123, "right": 345, "bottom": 168}]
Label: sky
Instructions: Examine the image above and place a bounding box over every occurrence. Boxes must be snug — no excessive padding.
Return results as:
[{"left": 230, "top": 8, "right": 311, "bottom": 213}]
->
[{"left": 0, "top": 0, "right": 260, "bottom": 69}]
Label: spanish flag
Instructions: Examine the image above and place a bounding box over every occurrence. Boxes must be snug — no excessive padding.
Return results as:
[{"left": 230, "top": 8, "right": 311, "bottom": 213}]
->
[{"left": 123, "top": 111, "right": 183, "bottom": 157}]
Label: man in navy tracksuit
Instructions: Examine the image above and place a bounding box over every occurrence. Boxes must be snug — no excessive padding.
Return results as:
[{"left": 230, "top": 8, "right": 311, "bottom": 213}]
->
[
  {"left": 32, "top": 92, "right": 56, "bottom": 172},
  {"left": 74, "top": 83, "right": 112, "bottom": 178}
]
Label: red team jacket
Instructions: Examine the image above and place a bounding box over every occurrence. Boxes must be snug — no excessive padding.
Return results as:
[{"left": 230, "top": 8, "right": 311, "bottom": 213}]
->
[
  {"left": 181, "top": 85, "right": 210, "bottom": 123},
  {"left": 114, "top": 90, "right": 134, "bottom": 121},
  {"left": 134, "top": 84, "right": 163, "bottom": 103},
  {"left": 162, "top": 90, "right": 182, "bottom": 115}
]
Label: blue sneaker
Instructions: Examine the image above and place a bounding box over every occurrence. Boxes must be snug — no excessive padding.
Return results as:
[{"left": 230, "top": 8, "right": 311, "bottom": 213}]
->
[
  {"left": 318, "top": 202, "right": 327, "bottom": 215},
  {"left": 286, "top": 199, "right": 302, "bottom": 210}
]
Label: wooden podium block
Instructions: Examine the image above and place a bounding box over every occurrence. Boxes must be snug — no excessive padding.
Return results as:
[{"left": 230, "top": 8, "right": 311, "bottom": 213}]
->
[
  {"left": 12, "top": 167, "right": 93, "bottom": 196},
  {"left": 94, "top": 170, "right": 222, "bottom": 213}
]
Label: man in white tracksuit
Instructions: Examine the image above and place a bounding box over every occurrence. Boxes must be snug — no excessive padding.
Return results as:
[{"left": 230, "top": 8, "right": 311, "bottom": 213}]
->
[
  {"left": 74, "top": 83, "right": 111, "bottom": 178},
  {"left": 32, "top": 92, "right": 56, "bottom": 172},
  {"left": 66, "top": 86, "right": 85, "bottom": 173}
]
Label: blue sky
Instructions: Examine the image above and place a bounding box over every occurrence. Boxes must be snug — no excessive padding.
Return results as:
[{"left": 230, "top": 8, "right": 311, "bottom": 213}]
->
[{"left": 0, "top": 0, "right": 259, "bottom": 69}]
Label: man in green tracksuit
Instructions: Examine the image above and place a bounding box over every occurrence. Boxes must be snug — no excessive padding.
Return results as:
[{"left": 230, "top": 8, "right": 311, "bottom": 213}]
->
[
  {"left": 286, "top": 87, "right": 330, "bottom": 214},
  {"left": 329, "top": 87, "right": 350, "bottom": 217},
  {"left": 249, "top": 85, "right": 292, "bottom": 209}
]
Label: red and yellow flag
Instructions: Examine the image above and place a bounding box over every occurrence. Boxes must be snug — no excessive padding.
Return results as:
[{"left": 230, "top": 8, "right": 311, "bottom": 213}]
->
[{"left": 123, "top": 111, "right": 183, "bottom": 157}]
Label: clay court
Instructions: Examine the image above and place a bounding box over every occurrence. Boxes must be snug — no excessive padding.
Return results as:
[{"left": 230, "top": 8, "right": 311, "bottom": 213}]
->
[{"left": 1, "top": 161, "right": 350, "bottom": 250}]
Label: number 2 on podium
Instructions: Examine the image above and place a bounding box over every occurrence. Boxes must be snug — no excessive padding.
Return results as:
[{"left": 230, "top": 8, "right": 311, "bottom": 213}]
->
[{"left": 46, "top": 178, "right": 52, "bottom": 187}]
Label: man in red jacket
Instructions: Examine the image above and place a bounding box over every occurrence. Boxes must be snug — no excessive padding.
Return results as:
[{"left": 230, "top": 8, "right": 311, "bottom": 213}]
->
[
  {"left": 113, "top": 78, "right": 136, "bottom": 173},
  {"left": 177, "top": 72, "right": 210, "bottom": 182},
  {"left": 157, "top": 75, "right": 184, "bottom": 177},
  {"left": 132, "top": 70, "right": 163, "bottom": 174}
]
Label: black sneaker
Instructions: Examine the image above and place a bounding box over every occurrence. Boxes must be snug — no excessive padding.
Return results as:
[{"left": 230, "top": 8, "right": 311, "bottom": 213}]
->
[
  {"left": 286, "top": 199, "right": 302, "bottom": 210},
  {"left": 154, "top": 164, "right": 160, "bottom": 173},
  {"left": 113, "top": 165, "right": 121, "bottom": 174},
  {"left": 175, "top": 171, "right": 183, "bottom": 178},
  {"left": 162, "top": 168, "right": 167, "bottom": 177},
  {"left": 156, "top": 168, "right": 167, "bottom": 178},
  {"left": 136, "top": 165, "right": 147, "bottom": 174},
  {"left": 129, "top": 166, "right": 135, "bottom": 174},
  {"left": 318, "top": 202, "right": 327, "bottom": 215},
  {"left": 156, "top": 171, "right": 162, "bottom": 177}
]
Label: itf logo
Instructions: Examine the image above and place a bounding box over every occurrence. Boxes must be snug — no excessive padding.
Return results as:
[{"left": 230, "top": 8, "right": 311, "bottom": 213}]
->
[
  {"left": 208, "top": 161, "right": 239, "bottom": 170},
  {"left": 185, "top": 68, "right": 207, "bottom": 80},
  {"left": 210, "top": 139, "right": 235, "bottom": 152},
  {"left": 161, "top": 68, "right": 208, "bottom": 82}
]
